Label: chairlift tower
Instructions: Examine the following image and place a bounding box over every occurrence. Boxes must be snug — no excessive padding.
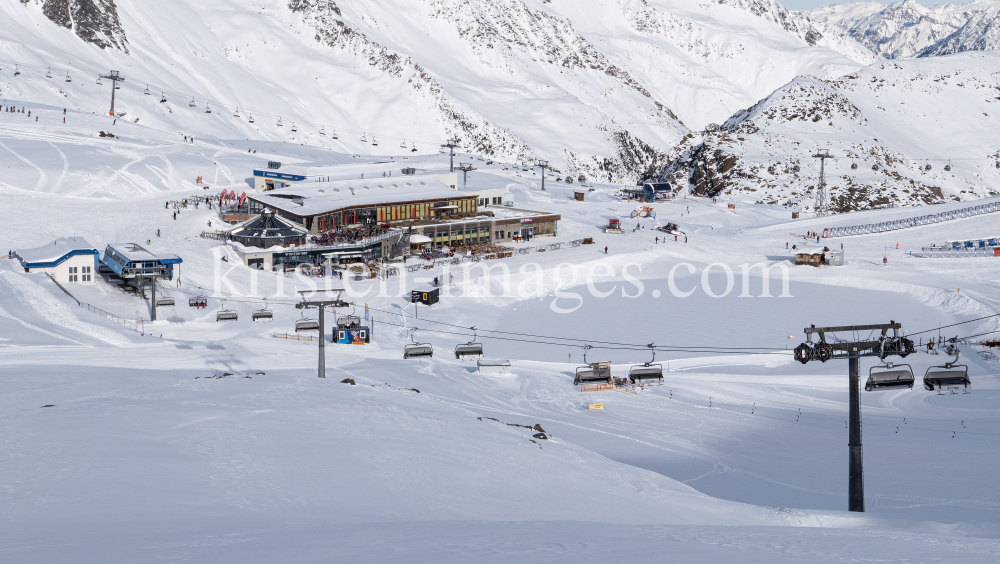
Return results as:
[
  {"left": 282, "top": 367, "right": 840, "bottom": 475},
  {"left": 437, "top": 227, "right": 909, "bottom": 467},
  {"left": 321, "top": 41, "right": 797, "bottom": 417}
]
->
[
  {"left": 457, "top": 163, "right": 476, "bottom": 188},
  {"left": 441, "top": 137, "right": 460, "bottom": 172},
  {"left": 100, "top": 70, "right": 125, "bottom": 116},
  {"left": 297, "top": 290, "right": 350, "bottom": 378},
  {"left": 536, "top": 159, "right": 549, "bottom": 191},
  {"left": 797, "top": 321, "right": 913, "bottom": 512},
  {"left": 812, "top": 149, "right": 833, "bottom": 216}
]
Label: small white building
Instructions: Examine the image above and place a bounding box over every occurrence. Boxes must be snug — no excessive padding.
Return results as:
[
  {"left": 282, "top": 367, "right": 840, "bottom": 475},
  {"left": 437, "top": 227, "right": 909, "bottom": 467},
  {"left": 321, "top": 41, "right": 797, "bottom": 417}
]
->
[
  {"left": 14, "top": 237, "right": 99, "bottom": 284},
  {"left": 478, "top": 359, "right": 512, "bottom": 374}
]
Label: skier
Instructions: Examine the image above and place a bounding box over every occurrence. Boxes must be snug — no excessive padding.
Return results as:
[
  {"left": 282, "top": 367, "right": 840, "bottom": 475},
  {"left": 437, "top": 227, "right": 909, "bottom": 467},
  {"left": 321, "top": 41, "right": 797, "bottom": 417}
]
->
[
  {"left": 684, "top": 236, "right": 688, "bottom": 243},
  {"left": 604, "top": 246, "right": 608, "bottom": 254},
  {"left": 173, "top": 212, "right": 176, "bottom": 220},
  {"left": 156, "top": 229, "right": 161, "bottom": 237},
  {"left": 883, "top": 256, "right": 888, "bottom": 266}
]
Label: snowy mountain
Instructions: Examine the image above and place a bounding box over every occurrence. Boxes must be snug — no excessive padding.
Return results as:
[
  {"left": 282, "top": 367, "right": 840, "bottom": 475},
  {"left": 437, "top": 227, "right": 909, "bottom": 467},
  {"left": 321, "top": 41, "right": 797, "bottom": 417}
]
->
[
  {"left": 648, "top": 51, "right": 1000, "bottom": 212},
  {"left": 920, "top": 4, "right": 1000, "bottom": 56},
  {"left": 805, "top": 0, "right": 1000, "bottom": 59},
  {"left": 1, "top": 0, "right": 873, "bottom": 183}
]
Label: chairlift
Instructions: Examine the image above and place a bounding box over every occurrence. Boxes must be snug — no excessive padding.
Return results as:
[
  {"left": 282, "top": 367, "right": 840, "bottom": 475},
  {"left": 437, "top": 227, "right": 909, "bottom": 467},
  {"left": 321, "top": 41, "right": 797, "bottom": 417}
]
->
[
  {"left": 944, "top": 160, "right": 952, "bottom": 172},
  {"left": 361, "top": 132, "right": 367, "bottom": 143},
  {"left": 291, "top": 122, "right": 297, "bottom": 132},
  {"left": 233, "top": 107, "right": 241, "bottom": 118},
  {"left": 277, "top": 117, "right": 283, "bottom": 127},
  {"left": 155, "top": 295, "right": 175, "bottom": 307},
  {"left": 404, "top": 328, "right": 433, "bottom": 358},
  {"left": 188, "top": 293, "right": 207, "bottom": 308},
  {"left": 372, "top": 136, "right": 378, "bottom": 146},
  {"left": 331, "top": 129, "right": 338, "bottom": 139},
  {"left": 864, "top": 362, "right": 914, "bottom": 391},
  {"left": 115, "top": 83, "right": 120, "bottom": 90},
  {"left": 337, "top": 306, "right": 362, "bottom": 328},
  {"left": 65, "top": 72, "right": 72, "bottom": 83},
  {"left": 411, "top": 142, "right": 417, "bottom": 152},
  {"left": 629, "top": 343, "right": 663, "bottom": 384},
  {"left": 159, "top": 92, "right": 167, "bottom": 103},
  {"left": 205, "top": 104, "right": 212, "bottom": 114},
  {"left": 144, "top": 84, "right": 150, "bottom": 95},
  {"left": 252, "top": 299, "right": 273, "bottom": 322},
  {"left": 455, "top": 326, "right": 484, "bottom": 359},
  {"left": 574, "top": 345, "right": 612, "bottom": 385},
  {"left": 189, "top": 97, "right": 196, "bottom": 108},
  {"left": 923, "top": 350, "right": 971, "bottom": 394},
  {"left": 95, "top": 74, "right": 101, "bottom": 85},
  {"left": 295, "top": 308, "right": 319, "bottom": 331},
  {"left": 248, "top": 113, "right": 254, "bottom": 123},
  {"left": 14, "top": 66, "right": 21, "bottom": 77},
  {"left": 46, "top": 68, "right": 52, "bottom": 78},
  {"left": 400, "top": 139, "right": 407, "bottom": 149},
  {"left": 924, "top": 161, "right": 932, "bottom": 171},
  {"left": 320, "top": 126, "right": 326, "bottom": 135},
  {"left": 216, "top": 299, "right": 238, "bottom": 322}
]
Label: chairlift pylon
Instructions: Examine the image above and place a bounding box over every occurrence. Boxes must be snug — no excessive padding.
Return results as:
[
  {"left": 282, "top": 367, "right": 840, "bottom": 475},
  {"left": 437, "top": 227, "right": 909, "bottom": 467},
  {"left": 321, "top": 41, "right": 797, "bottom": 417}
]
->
[
  {"left": 629, "top": 343, "right": 664, "bottom": 384},
  {"left": 455, "top": 326, "right": 484, "bottom": 359},
  {"left": 216, "top": 299, "right": 238, "bottom": 322},
  {"left": 404, "top": 327, "right": 433, "bottom": 358},
  {"left": 924, "top": 349, "right": 971, "bottom": 394},
  {"left": 252, "top": 298, "right": 273, "bottom": 322},
  {"left": 865, "top": 362, "right": 914, "bottom": 392}
]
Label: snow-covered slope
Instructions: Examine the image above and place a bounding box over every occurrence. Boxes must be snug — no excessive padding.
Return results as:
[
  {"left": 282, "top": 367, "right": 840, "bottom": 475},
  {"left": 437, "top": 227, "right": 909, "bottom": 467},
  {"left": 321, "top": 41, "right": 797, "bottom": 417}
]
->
[
  {"left": 648, "top": 51, "right": 1000, "bottom": 212},
  {"left": 920, "top": 4, "right": 1000, "bottom": 56},
  {"left": 0, "top": 0, "right": 872, "bottom": 183},
  {"left": 806, "top": 0, "right": 998, "bottom": 59}
]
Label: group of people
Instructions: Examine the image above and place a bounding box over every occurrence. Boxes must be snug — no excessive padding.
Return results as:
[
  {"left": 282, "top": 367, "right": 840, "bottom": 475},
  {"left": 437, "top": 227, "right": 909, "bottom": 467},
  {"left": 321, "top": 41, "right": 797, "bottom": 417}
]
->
[{"left": 309, "top": 225, "right": 388, "bottom": 245}]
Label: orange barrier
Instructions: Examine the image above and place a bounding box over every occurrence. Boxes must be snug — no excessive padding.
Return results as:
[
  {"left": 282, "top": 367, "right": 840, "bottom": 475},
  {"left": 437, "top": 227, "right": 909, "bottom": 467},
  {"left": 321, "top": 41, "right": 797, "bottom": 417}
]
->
[{"left": 580, "top": 383, "right": 614, "bottom": 393}]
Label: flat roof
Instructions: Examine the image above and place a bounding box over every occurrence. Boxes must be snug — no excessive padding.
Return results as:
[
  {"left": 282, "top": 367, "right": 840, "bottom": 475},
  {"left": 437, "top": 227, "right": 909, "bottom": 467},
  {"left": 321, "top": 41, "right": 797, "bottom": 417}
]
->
[
  {"left": 248, "top": 176, "right": 471, "bottom": 217},
  {"left": 106, "top": 243, "right": 182, "bottom": 264},
  {"left": 253, "top": 170, "right": 307, "bottom": 181},
  {"left": 15, "top": 237, "right": 97, "bottom": 267}
]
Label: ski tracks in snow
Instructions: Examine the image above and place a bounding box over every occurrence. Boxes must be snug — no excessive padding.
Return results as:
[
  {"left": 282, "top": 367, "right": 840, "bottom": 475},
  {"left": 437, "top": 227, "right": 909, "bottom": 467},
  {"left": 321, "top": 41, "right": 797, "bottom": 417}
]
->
[{"left": 0, "top": 140, "right": 47, "bottom": 191}]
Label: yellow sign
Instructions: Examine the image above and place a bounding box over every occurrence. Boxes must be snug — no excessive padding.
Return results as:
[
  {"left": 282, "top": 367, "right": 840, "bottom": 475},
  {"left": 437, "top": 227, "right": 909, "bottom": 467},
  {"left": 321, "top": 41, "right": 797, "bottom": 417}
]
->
[{"left": 589, "top": 403, "right": 604, "bottom": 410}]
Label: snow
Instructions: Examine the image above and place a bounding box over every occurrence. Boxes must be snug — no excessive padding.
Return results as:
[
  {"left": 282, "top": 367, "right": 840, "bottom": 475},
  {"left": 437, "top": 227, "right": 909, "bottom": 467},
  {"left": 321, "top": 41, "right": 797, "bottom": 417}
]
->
[
  {"left": 251, "top": 175, "right": 459, "bottom": 216},
  {"left": 2, "top": 3, "right": 1000, "bottom": 561},
  {"left": 13, "top": 236, "right": 97, "bottom": 265}
]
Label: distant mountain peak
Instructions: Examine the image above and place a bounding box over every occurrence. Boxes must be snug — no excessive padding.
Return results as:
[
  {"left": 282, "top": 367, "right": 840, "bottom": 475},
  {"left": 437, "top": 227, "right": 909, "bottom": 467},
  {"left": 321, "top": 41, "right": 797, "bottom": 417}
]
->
[{"left": 29, "top": 0, "right": 129, "bottom": 52}]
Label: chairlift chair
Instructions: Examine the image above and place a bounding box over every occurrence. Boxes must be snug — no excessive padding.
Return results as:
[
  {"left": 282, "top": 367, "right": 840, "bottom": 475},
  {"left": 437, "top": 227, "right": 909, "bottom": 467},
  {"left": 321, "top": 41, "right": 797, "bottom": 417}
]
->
[
  {"left": 14, "top": 66, "right": 20, "bottom": 77},
  {"left": 252, "top": 299, "right": 273, "bottom": 322},
  {"left": 189, "top": 294, "right": 207, "bottom": 308},
  {"left": 95, "top": 74, "right": 101, "bottom": 85},
  {"left": 411, "top": 142, "right": 417, "bottom": 152},
  {"left": 65, "top": 72, "right": 72, "bottom": 83},
  {"left": 361, "top": 132, "right": 367, "bottom": 143},
  {"left": 945, "top": 160, "right": 952, "bottom": 172},
  {"left": 155, "top": 295, "right": 175, "bottom": 307},
  {"left": 277, "top": 117, "right": 283, "bottom": 127},
  {"left": 629, "top": 343, "right": 663, "bottom": 384},
  {"left": 851, "top": 162, "right": 858, "bottom": 170},
  {"left": 160, "top": 92, "right": 167, "bottom": 103},
  {"left": 332, "top": 129, "right": 338, "bottom": 139},
  {"left": 216, "top": 300, "right": 238, "bottom": 322},
  {"left": 46, "top": 68, "right": 52, "bottom": 78},
  {"left": 573, "top": 345, "right": 612, "bottom": 385},
  {"left": 320, "top": 126, "right": 326, "bottom": 135},
  {"left": 337, "top": 314, "right": 362, "bottom": 328},
  {"left": 291, "top": 122, "right": 297, "bottom": 132},
  {"left": 189, "top": 97, "right": 196, "bottom": 108},
  {"left": 404, "top": 328, "right": 433, "bottom": 358},
  {"left": 233, "top": 107, "right": 240, "bottom": 118},
  {"left": 923, "top": 351, "right": 971, "bottom": 394},
  {"left": 205, "top": 104, "right": 212, "bottom": 114},
  {"left": 248, "top": 113, "right": 254, "bottom": 123},
  {"left": 864, "top": 362, "right": 914, "bottom": 391},
  {"left": 372, "top": 136, "right": 378, "bottom": 146},
  {"left": 295, "top": 309, "right": 319, "bottom": 331},
  {"left": 455, "top": 327, "right": 484, "bottom": 359},
  {"left": 400, "top": 139, "right": 407, "bottom": 149},
  {"left": 144, "top": 85, "right": 150, "bottom": 95}
]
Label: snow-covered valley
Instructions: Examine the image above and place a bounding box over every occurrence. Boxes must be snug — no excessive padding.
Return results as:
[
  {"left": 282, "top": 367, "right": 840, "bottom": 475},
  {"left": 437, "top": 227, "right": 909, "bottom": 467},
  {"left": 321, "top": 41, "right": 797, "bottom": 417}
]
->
[{"left": 3, "top": 1, "right": 1000, "bottom": 562}]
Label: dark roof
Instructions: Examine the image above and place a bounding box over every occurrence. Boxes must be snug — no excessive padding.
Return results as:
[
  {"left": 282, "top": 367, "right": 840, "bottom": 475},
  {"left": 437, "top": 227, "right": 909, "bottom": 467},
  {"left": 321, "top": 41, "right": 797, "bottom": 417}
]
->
[{"left": 231, "top": 212, "right": 307, "bottom": 240}]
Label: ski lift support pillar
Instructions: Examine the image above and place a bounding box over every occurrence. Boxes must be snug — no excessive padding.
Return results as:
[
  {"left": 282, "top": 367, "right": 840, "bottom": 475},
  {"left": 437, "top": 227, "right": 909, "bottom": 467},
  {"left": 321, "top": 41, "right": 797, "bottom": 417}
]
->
[
  {"left": 457, "top": 163, "right": 476, "bottom": 188},
  {"left": 802, "top": 321, "right": 904, "bottom": 513},
  {"left": 537, "top": 160, "right": 549, "bottom": 191},
  {"left": 100, "top": 70, "right": 125, "bottom": 115},
  {"left": 812, "top": 149, "right": 833, "bottom": 217},
  {"left": 441, "top": 137, "right": 460, "bottom": 172},
  {"left": 298, "top": 290, "right": 350, "bottom": 379}
]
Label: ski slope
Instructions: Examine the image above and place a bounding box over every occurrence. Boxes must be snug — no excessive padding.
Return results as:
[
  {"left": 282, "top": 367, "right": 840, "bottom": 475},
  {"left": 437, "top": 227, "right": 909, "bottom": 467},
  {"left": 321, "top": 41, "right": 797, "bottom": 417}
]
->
[{"left": 2, "top": 101, "right": 1000, "bottom": 561}]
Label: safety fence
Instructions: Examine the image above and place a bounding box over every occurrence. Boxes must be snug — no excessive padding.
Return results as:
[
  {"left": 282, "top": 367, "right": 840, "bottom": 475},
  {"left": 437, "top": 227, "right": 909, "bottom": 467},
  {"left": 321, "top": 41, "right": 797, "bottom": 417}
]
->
[
  {"left": 272, "top": 332, "right": 322, "bottom": 342},
  {"left": 826, "top": 201, "right": 1000, "bottom": 238},
  {"left": 911, "top": 247, "right": 1000, "bottom": 258},
  {"left": 580, "top": 382, "right": 614, "bottom": 393},
  {"left": 81, "top": 302, "right": 139, "bottom": 333}
]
